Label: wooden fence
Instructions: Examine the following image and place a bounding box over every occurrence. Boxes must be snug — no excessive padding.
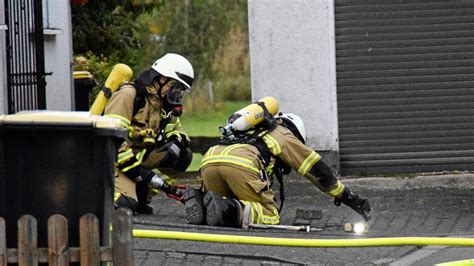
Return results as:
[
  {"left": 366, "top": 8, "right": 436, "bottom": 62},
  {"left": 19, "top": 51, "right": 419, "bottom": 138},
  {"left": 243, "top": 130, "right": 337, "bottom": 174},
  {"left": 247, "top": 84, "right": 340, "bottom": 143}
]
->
[{"left": 0, "top": 208, "right": 133, "bottom": 266}]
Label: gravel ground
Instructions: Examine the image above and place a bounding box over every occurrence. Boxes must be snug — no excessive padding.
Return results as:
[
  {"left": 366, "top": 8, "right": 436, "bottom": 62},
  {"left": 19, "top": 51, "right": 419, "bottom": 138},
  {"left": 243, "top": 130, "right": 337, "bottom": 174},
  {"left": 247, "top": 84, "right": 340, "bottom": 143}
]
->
[{"left": 132, "top": 172, "right": 474, "bottom": 265}]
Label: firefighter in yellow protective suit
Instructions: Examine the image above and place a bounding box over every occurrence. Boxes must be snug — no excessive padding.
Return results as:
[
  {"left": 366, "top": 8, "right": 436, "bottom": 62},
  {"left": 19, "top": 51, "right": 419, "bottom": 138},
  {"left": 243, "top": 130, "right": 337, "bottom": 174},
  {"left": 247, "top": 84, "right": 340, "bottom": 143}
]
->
[
  {"left": 105, "top": 53, "right": 194, "bottom": 214},
  {"left": 184, "top": 105, "right": 371, "bottom": 227}
]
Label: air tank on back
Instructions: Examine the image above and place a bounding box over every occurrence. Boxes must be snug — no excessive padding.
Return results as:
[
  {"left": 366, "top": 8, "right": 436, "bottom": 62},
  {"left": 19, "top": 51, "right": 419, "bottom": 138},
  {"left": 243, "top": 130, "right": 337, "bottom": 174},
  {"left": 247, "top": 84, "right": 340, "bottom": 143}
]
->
[
  {"left": 225, "top": 96, "right": 279, "bottom": 132},
  {"left": 89, "top": 63, "right": 133, "bottom": 115}
]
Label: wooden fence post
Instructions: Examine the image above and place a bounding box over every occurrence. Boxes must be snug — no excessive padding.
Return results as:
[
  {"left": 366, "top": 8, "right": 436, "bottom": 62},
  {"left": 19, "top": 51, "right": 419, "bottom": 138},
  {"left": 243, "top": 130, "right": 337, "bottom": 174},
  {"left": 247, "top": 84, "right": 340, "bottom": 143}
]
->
[
  {"left": 113, "top": 208, "right": 133, "bottom": 266},
  {"left": 1, "top": 213, "right": 124, "bottom": 265},
  {"left": 48, "top": 214, "right": 69, "bottom": 266},
  {"left": 18, "top": 215, "right": 38, "bottom": 266},
  {"left": 0, "top": 218, "right": 6, "bottom": 266},
  {"left": 79, "top": 214, "right": 100, "bottom": 266}
]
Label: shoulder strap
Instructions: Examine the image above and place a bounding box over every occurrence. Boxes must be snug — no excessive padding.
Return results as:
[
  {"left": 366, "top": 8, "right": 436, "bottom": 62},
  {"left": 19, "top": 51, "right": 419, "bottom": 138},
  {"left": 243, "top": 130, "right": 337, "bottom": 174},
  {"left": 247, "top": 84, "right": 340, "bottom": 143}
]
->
[
  {"left": 108, "top": 81, "right": 143, "bottom": 117},
  {"left": 133, "top": 94, "right": 146, "bottom": 116},
  {"left": 126, "top": 81, "right": 147, "bottom": 117},
  {"left": 274, "top": 166, "right": 285, "bottom": 213},
  {"left": 251, "top": 138, "right": 272, "bottom": 167},
  {"left": 273, "top": 157, "right": 291, "bottom": 213}
]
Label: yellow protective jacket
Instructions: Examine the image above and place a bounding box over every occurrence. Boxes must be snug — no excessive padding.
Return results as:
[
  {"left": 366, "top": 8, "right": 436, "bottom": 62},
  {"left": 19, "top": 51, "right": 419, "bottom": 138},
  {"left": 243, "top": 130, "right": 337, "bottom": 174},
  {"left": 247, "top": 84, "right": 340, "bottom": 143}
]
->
[
  {"left": 201, "top": 125, "right": 344, "bottom": 197},
  {"left": 104, "top": 83, "right": 187, "bottom": 174}
]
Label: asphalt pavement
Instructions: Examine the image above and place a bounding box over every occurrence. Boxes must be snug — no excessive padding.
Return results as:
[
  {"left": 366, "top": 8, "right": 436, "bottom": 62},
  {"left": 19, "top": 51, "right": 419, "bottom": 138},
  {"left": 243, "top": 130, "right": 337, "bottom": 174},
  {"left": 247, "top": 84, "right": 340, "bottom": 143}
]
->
[{"left": 132, "top": 172, "right": 474, "bottom": 265}]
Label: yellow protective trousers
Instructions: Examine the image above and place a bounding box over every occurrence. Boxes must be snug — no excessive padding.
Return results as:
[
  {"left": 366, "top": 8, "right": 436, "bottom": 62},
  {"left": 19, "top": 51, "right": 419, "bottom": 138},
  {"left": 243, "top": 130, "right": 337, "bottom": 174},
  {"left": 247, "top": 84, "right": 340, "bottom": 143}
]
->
[{"left": 202, "top": 164, "right": 280, "bottom": 225}]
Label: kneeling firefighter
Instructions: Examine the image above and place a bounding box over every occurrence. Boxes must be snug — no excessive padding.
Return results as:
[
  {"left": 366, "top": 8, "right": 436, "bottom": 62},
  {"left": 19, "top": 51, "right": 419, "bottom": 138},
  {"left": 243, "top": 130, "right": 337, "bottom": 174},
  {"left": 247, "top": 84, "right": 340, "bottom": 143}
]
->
[
  {"left": 101, "top": 53, "right": 194, "bottom": 214},
  {"left": 183, "top": 97, "right": 371, "bottom": 227}
]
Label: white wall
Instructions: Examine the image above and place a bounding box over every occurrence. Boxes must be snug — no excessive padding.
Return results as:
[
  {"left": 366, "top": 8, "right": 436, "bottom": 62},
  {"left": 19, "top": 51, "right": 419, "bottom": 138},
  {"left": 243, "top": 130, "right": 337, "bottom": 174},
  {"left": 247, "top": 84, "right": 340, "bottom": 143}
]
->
[
  {"left": 43, "top": 0, "right": 74, "bottom": 111},
  {"left": 0, "top": 1, "right": 8, "bottom": 113},
  {"left": 248, "top": 0, "right": 339, "bottom": 163}
]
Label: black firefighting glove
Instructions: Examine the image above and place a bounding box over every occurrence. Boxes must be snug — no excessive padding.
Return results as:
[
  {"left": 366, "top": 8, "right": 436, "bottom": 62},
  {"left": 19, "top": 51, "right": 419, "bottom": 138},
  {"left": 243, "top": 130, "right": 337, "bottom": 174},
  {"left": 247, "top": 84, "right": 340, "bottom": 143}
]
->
[
  {"left": 334, "top": 187, "right": 371, "bottom": 221},
  {"left": 168, "top": 133, "right": 189, "bottom": 149}
]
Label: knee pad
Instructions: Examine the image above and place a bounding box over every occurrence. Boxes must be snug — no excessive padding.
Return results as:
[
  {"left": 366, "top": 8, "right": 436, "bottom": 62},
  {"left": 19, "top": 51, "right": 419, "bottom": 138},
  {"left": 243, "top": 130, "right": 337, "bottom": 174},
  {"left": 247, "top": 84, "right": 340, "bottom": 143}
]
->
[{"left": 146, "top": 145, "right": 193, "bottom": 171}]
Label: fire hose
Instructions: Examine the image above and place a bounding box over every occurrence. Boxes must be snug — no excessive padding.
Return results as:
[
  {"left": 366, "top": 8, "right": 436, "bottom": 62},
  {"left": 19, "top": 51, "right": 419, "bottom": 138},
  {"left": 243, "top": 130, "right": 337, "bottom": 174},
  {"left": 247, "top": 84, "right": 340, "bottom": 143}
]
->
[{"left": 132, "top": 229, "right": 474, "bottom": 247}]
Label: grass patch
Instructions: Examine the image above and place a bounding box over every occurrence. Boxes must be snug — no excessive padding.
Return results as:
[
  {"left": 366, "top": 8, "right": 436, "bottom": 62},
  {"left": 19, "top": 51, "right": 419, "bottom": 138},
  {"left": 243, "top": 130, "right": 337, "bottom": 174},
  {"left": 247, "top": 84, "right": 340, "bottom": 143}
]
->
[
  {"left": 180, "top": 100, "right": 250, "bottom": 136},
  {"left": 188, "top": 153, "right": 203, "bottom": 172},
  {"left": 181, "top": 101, "right": 250, "bottom": 172}
]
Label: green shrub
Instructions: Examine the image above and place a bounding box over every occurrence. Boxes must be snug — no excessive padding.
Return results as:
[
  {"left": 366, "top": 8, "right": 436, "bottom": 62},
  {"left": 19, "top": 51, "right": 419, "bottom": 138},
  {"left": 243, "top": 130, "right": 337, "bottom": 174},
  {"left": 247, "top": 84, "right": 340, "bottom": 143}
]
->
[{"left": 73, "top": 52, "right": 124, "bottom": 106}]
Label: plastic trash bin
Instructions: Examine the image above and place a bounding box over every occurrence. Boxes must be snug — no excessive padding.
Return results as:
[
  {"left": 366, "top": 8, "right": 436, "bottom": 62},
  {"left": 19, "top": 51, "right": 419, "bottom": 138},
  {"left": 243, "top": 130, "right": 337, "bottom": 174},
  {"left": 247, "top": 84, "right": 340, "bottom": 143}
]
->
[
  {"left": 73, "top": 71, "right": 97, "bottom": 111},
  {"left": 0, "top": 111, "right": 127, "bottom": 248}
]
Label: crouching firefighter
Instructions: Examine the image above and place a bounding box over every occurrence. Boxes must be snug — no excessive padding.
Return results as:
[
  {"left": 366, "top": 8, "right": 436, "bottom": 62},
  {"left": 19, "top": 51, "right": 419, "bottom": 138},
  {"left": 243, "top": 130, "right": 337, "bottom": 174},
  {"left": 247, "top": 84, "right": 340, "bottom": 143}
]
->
[
  {"left": 102, "top": 53, "right": 195, "bottom": 214},
  {"left": 183, "top": 97, "right": 371, "bottom": 227}
]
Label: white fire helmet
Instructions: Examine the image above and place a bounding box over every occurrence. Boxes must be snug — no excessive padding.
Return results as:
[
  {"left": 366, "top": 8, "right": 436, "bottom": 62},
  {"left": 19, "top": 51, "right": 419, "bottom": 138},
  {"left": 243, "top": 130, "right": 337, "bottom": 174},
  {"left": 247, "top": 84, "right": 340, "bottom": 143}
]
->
[
  {"left": 151, "top": 53, "right": 194, "bottom": 90},
  {"left": 275, "top": 112, "right": 306, "bottom": 144}
]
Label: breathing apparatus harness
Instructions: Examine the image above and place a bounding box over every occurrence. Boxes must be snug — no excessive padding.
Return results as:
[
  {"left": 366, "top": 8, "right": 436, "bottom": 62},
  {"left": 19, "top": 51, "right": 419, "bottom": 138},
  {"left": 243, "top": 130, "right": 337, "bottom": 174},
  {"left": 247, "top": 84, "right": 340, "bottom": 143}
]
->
[{"left": 219, "top": 102, "right": 290, "bottom": 213}]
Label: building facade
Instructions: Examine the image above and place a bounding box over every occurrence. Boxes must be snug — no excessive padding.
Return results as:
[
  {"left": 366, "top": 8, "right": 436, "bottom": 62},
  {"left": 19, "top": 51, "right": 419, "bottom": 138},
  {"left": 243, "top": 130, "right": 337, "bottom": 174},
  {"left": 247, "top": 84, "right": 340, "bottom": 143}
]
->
[
  {"left": 248, "top": 0, "right": 474, "bottom": 175},
  {"left": 0, "top": 0, "right": 73, "bottom": 114}
]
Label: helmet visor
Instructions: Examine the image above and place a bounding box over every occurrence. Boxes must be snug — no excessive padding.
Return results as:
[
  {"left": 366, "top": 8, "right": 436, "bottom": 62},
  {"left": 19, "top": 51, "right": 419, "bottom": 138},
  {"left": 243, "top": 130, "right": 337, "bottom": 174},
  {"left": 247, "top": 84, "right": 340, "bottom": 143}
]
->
[{"left": 166, "top": 83, "right": 186, "bottom": 105}]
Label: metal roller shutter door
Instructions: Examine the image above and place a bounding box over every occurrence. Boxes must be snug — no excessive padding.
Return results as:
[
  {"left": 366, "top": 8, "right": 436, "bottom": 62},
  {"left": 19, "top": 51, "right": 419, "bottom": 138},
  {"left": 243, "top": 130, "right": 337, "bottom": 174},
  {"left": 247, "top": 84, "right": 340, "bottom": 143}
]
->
[{"left": 335, "top": 0, "right": 474, "bottom": 175}]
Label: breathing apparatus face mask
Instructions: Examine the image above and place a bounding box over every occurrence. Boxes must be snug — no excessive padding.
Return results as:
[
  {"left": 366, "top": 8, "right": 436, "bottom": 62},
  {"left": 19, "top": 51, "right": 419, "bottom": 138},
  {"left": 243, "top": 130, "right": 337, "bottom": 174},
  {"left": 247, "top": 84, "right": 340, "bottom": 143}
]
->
[
  {"left": 159, "top": 80, "right": 187, "bottom": 117},
  {"left": 165, "top": 82, "right": 186, "bottom": 105}
]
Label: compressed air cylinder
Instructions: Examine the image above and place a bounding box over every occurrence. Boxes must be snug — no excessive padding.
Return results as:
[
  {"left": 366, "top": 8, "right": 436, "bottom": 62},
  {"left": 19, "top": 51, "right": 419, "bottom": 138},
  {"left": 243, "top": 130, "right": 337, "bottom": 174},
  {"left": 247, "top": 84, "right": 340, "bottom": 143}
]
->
[
  {"left": 89, "top": 63, "right": 133, "bottom": 115},
  {"left": 228, "top": 96, "right": 279, "bottom": 131}
]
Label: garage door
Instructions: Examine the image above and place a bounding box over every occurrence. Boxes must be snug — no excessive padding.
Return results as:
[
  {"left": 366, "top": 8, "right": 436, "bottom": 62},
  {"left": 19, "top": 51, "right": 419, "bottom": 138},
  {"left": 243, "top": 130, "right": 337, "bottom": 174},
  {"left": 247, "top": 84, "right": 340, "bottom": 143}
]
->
[{"left": 335, "top": 0, "right": 474, "bottom": 175}]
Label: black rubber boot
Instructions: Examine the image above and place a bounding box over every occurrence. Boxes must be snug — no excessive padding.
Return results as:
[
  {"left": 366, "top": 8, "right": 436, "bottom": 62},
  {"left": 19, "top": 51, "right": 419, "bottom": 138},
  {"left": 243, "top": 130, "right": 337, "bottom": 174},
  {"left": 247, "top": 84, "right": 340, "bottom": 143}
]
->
[
  {"left": 204, "top": 191, "right": 242, "bottom": 227},
  {"left": 183, "top": 188, "right": 206, "bottom": 225},
  {"left": 135, "top": 204, "right": 154, "bottom": 215},
  {"left": 334, "top": 187, "right": 371, "bottom": 221},
  {"left": 135, "top": 181, "right": 153, "bottom": 215}
]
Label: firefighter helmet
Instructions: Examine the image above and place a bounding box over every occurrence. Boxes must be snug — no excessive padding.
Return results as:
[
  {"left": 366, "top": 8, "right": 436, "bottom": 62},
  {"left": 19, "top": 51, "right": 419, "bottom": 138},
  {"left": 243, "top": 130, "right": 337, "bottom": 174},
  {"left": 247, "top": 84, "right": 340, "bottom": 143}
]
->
[
  {"left": 151, "top": 53, "right": 194, "bottom": 90},
  {"left": 275, "top": 112, "right": 306, "bottom": 144}
]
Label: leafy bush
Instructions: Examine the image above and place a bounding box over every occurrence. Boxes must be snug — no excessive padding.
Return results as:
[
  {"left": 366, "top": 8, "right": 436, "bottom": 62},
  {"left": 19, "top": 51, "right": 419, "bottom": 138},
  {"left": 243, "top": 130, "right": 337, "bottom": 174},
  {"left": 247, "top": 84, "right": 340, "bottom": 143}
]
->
[
  {"left": 71, "top": 0, "right": 251, "bottom": 110},
  {"left": 73, "top": 52, "right": 123, "bottom": 106}
]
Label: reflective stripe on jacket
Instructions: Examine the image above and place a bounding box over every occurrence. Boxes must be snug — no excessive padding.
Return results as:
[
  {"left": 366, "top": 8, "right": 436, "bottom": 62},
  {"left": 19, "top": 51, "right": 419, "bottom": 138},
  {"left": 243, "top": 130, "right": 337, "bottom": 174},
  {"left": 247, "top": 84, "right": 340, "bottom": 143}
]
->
[{"left": 201, "top": 125, "right": 321, "bottom": 180}]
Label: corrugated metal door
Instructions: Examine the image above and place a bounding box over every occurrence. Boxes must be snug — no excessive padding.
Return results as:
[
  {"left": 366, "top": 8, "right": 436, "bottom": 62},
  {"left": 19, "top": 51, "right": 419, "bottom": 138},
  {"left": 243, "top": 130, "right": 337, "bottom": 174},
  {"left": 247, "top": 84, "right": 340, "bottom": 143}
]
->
[{"left": 335, "top": 0, "right": 474, "bottom": 175}]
